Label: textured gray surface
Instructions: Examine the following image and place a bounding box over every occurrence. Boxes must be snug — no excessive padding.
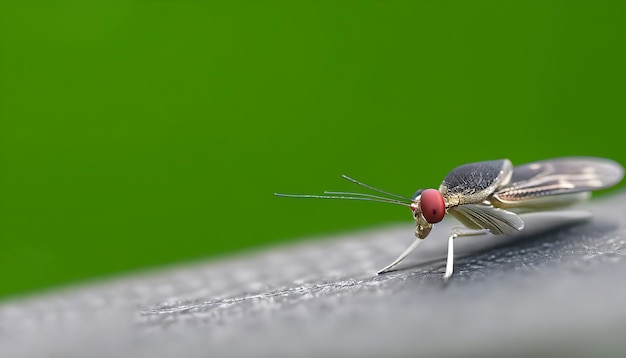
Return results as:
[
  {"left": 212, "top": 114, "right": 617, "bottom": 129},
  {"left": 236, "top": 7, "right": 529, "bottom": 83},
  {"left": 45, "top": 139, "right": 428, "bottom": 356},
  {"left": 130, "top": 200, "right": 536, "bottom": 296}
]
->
[{"left": 2, "top": 192, "right": 626, "bottom": 357}]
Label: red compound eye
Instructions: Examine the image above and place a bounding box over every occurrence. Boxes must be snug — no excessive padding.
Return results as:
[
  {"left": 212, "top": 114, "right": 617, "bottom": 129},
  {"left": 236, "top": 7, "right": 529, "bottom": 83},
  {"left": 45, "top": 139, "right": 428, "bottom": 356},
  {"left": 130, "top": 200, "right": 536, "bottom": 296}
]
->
[{"left": 420, "top": 189, "right": 446, "bottom": 223}]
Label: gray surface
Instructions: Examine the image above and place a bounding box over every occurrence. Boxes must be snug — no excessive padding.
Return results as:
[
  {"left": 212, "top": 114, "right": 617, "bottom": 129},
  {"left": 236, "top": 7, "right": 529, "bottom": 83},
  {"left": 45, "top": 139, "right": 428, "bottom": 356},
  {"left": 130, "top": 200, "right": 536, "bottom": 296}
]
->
[{"left": 2, "top": 192, "right": 626, "bottom": 357}]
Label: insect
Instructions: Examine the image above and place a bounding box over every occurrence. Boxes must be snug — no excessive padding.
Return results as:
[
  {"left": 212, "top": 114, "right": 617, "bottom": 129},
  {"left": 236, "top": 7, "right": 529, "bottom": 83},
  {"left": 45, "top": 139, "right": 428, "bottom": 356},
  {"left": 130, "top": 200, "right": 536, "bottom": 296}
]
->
[{"left": 275, "top": 157, "right": 624, "bottom": 279}]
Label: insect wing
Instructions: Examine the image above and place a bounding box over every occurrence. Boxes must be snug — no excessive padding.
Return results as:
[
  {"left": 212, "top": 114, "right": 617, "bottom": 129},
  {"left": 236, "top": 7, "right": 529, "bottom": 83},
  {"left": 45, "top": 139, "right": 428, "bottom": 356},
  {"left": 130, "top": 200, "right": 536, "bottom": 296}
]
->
[
  {"left": 440, "top": 159, "right": 513, "bottom": 207},
  {"left": 449, "top": 204, "right": 524, "bottom": 235},
  {"left": 493, "top": 157, "right": 624, "bottom": 205}
]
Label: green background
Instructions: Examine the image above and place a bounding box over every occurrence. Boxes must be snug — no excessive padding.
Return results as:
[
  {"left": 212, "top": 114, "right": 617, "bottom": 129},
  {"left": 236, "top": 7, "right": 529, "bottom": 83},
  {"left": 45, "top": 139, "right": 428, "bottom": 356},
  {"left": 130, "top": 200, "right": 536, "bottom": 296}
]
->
[{"left": 0, "top": 1, "right": 624, "bottom": 299}]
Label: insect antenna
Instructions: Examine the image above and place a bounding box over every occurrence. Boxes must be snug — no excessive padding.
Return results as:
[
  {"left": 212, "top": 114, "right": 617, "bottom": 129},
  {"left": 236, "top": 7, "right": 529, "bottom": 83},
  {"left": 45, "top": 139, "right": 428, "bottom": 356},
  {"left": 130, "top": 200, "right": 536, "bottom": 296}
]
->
[
  {"left": 341, "top": 175, "right": 414, "bottom": 202},
  {"left": 273, "top": 193, "right": 410, "bottom": 207},
  {"left": 323, "top": 191, "right": 411, "bottom": 203}
]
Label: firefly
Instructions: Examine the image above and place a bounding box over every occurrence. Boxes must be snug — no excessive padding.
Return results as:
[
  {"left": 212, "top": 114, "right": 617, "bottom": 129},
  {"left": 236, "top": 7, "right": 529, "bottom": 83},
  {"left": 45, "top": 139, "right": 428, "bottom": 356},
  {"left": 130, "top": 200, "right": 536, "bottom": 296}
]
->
[{"left": 275, "top": 157, "right": 624, "bottom": 279}]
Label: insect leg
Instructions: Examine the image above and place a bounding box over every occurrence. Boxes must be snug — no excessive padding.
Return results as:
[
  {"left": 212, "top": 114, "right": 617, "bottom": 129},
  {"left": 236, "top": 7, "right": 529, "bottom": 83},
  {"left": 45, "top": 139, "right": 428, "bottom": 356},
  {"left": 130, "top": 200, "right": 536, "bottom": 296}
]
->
[
  {"left": 377, "top": 237, "right": 424, "bottom": 274},
  {"left": 444, "top": 227, "right": 490, "bottom": 280}
]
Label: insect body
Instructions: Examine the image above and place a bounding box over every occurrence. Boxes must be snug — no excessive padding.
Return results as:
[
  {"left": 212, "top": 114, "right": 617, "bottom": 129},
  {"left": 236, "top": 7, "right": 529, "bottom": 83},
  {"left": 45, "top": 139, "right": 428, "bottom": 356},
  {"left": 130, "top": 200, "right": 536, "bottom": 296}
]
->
[{"left": 275, "top": 157, "right": 624, "bottom": 279}]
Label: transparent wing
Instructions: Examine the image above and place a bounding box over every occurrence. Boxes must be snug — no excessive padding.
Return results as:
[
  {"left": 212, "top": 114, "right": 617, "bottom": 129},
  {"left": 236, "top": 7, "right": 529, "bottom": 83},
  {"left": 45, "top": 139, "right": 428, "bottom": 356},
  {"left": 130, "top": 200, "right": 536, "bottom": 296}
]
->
[
  {"left": 440, "top": 159, "right": 513, "bottom": 207},
  {"left": 449, "top": 204, "right": 525, "bottom": 235},
  {"left": 493, "top": 157, "right": 624, "bottom": 205}
]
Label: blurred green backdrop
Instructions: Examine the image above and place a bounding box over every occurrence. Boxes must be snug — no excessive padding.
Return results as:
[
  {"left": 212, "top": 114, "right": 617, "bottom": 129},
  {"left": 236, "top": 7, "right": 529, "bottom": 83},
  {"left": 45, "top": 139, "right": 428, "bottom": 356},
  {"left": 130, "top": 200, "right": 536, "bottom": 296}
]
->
[{"left": 0, "top": 1, "right": 624, "bottom": 299}]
